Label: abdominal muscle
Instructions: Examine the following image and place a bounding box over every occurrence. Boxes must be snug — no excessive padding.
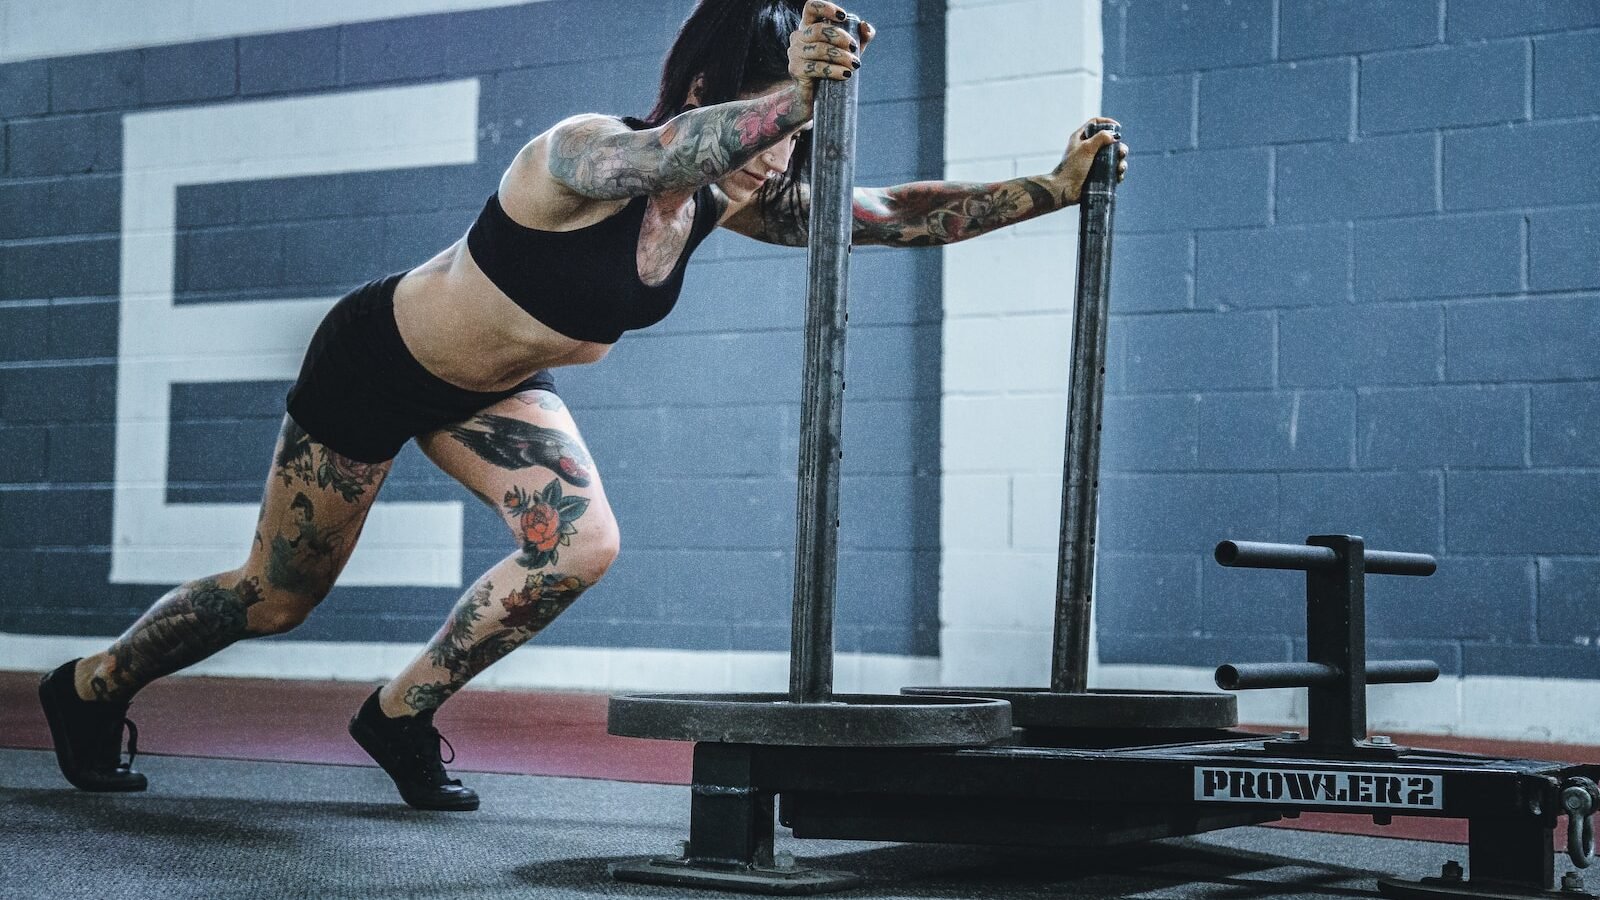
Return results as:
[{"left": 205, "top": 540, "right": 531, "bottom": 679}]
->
[{"left": 391, "top": 239, "right": 611, "bottom": 393}]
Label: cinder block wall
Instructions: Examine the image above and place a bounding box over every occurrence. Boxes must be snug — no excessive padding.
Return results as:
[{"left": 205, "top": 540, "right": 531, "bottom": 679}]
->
[
  {"left": 938, "top": 0, "right": 1103, "bottom": 685},
  {"left": 1097, "top": 0, "right": 1600, "bottom": 690},
  {"left": 0, "top": 0, "right": 947, "bottom": 682}
]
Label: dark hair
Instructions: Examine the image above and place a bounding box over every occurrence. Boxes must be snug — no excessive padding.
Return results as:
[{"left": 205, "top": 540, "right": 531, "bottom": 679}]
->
[{"left": 637, "top": 0, "right": 810, "bottom": 212}]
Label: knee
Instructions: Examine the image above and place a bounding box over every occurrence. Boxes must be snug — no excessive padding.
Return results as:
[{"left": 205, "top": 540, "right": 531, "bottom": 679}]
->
[
  {"left": 232, "top": 568, "right": 328, "bottom": 636},
  {"left": 248, "top": 601, "right": 310, "bottom": 635},
  {"left": 243, "top": 595, "right": 317, "bottom": 636},
  {"left": 583, "top": 513, "right": 621, "bottom": 580},
  {"left": 503, "top": 490, "right": 620, "bottom": 583}
]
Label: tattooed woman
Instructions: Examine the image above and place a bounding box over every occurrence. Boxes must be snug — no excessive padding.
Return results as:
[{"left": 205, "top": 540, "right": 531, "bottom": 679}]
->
[{"left": 39, "top": 0, "right": 1128, "bottom": 810}]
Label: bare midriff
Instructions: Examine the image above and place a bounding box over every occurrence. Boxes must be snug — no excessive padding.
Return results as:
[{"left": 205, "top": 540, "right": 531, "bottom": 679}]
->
[{"left": 391, "top": 240, "right": 612, "bottom": 393}]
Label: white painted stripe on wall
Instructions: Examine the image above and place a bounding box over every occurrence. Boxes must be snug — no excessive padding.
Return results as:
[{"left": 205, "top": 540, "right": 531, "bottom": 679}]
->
[
  {"left": 0, "top": 633, "right": 941, "bottom": 696},
  {"left": 0, "top": 0, "right": 550, "bottom": 63},
  {"left": 112, "top": 81, "right": 481, "bottom": 587},
  {"left": 939, "top": 0, "right": 1103, "bottom": 688}
]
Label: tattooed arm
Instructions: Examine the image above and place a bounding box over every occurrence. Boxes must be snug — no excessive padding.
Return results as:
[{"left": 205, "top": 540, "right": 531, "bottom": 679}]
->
[
  {"left": 546, "top": 89, "right": 812, "bottom": 201},
  {"left": 721, "top": 116, "right": 1129, "bottom": 247},
  {"left": 722, "top": 176, "right": 1066, "bottom": 248},
  {"left": 544, "top": 2, "right": 865, "bottom": 201}
]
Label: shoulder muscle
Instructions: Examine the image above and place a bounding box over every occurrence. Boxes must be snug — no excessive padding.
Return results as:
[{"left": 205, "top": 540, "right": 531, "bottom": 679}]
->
[{"left": 544, "top": 114, "right": 664, "bottom": 201}]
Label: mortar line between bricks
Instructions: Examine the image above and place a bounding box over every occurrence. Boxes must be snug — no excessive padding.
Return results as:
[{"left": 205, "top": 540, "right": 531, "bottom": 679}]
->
[
  {"left": 1270, "top": 0, "right": 1280, "bottom": 60},
  {"left": 1100, "top": 464, "right": 1550, "bottom": 475},
  {"left": 950, "top": 68, "right": 1099, "bottom": 87},
  {"left": 1269, "top": 311, "right": 1279, "bottom": 389},
  {"left": 1438, "top": 468, "right": 1449, "bottom": 553},
  {"left": 1118, "top": 207, "right": 1598, "bottom": 237},
  {"left": 1523, "top": 37, "right": 1534, "bottom": 121},
  {"left": 1522, "top": 388, "right": 1533, "bottom": 469},
  {"left": 1348, "top": 56, "right": 1360, "bottom": 140},
  {"left": 1265, "top": 143, "right": 1291, "bottom": 233},
  {"left": 0, "top": 358, "right": 118, "bottom": 370},
  {"left": 1433, "top": 131, "right": 1444, "bottom": 211},
  {"left": 1520, "top": 215, "right": 1530, "bottom": 291},
  {"left": 1444, "top": 111, "right": 1600, "bottom": 132}
]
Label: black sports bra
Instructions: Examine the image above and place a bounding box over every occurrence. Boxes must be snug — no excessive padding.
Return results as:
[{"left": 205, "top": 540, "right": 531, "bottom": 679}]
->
[{"left": 466, "top": 183, "right": 720, "bottom": 345}]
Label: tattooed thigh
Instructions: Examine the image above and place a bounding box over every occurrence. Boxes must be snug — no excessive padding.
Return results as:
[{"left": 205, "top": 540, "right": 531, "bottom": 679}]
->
[
  {"left": 246, "top": 415, "right": 393, "bottom": 603},
  {"left": 419, "top": 394, "right": 620, "bottom": 574}
]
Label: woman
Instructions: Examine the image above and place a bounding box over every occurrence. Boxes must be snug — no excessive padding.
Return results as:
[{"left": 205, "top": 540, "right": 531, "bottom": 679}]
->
[{"left": 39, "top": 0, "right": 1128, "bottom": 810}]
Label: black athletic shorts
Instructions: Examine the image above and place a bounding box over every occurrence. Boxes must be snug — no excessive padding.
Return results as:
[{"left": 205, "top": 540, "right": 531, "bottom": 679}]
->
[{"left": 285, "top": 271, "right": 558, "bottom": 463}]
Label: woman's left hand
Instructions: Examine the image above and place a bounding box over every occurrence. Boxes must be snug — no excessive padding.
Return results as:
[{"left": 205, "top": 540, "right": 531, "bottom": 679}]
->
[{"left": 1049, "top": 117, "right": 1129, "bottom": 206}]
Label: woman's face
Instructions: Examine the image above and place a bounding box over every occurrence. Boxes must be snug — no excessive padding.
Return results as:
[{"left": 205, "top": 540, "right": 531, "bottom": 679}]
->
[{"left": 713, "top": 81, "right": 809, "bottom": 204}]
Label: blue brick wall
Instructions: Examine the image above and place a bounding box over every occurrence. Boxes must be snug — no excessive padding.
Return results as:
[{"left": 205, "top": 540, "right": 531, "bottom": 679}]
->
[
  {"left": 0, "top": 0, "right": 945, "bottom": 657},
  {"left": 1102, "top": 0, "right": 1600, "bottom": 679}
]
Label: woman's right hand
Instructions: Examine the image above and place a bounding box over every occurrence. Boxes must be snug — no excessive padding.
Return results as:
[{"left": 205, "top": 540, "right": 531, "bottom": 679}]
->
[{"left": 789, "top": 1, "right": 872, "bottom": 105}]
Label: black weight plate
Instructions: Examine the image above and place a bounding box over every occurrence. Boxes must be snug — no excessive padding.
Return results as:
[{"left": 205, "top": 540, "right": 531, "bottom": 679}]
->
[
  {"left": 899, "top": 687, "right": 1237, "bottom": 730},
  {"left": 607, "top": 692, "right": 1012, "bottom": 747}
]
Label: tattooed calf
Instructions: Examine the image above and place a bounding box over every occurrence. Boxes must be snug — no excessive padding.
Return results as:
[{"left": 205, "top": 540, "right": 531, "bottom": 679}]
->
[
  {"left": 406, "top": 573, "right": 591, "bottom": 713},
  {"left": 502, "top": 572, "right": 588, "bottom": 634},
  {"left": 427, "top": 579, "right": 495, "bottom": 673},
  {"left": 403, "top": 682, "right": 453, "bottom": 713},
  {"left": 93, "top": 576, "right": 267, "bottom": 700},
  {"left": 447, "top": 414, "right": 594, "bottom": 487}
]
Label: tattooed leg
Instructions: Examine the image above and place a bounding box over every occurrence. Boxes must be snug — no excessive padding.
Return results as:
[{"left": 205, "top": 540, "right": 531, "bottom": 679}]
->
[
  {"left": 73, "top": 415, "right": 389, "bottom": 703},
  {"left": 75, "top": 575, "right": 267, "bottom": 702},
  {"left": 265, "top": 492, "right": 350, "bottom": 597},
  {"left": 276, "top": 417, "right": 387, "bottom": 503},
  {"left": 512, "top": 390, "right": 565, "bottom": 413},
  {"left": 406, "top": 394, "right": 615, "bottom": 716},
  {"left": 445, "top": 414, "right": 594, "bottom": 487},
  {"left": 380, "top": 560, "right": 591, "bottom": 717}
]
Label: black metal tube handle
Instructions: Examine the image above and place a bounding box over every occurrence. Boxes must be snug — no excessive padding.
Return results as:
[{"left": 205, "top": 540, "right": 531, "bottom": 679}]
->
[
  {"left": 1049, "top": 121, "right": 1123, "bottom": 693},
  {"left": 1082, "top": 120, "right": 1121, "bottom": 195},
  {"left": 1215, "top": 659, "right": 1440, "bottom": 691},
  {"left": 789, "top": 14, "right": 862, "bottom": 705},
  {"left": 1216, "top": 662, "right": 1339, "bottom": 690},
  {"left": 1215, "top": 539, "right": 1437, "bottom": 576}
]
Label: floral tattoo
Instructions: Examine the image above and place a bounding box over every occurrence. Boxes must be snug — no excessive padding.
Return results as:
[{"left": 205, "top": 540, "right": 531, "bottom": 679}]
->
[
  {"left": 405, "top": 572, "right": 590, "bottom": 713},
  {"left": 277, "top": 418, "right": 385, "bottom": 502},
  {"left": 505, "top": 480, "right": 589, "bottom": 568}
]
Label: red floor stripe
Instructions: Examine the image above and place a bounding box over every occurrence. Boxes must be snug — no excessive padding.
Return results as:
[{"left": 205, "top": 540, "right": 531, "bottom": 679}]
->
[
  {"left": 1, "top": 672, "right": 691, "bottom": 784},
  {"left": 5, "top": 672, "right": 1594, "bottom": 848}
]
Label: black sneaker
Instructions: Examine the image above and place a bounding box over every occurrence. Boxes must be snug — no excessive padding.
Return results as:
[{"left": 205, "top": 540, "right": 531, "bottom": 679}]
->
[
  {"left": 37, "top": 659, "right": 147, "bottom": 792},
  {"left": 348, "top": 688, "right": 479, "bottom": 811}
]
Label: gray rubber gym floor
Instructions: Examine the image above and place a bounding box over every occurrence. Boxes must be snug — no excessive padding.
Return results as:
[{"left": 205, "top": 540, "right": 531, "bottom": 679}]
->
[{"left": 2, "top": 747, "right": 1585, "bottom": 899}]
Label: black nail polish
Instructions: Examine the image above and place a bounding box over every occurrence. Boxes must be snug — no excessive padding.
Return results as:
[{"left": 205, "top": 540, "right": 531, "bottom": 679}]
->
[
  {"left": 852, "top": 60, "right": 860, "bottom": 69},
  {"left": 842, "top": 69, "right": 852, "bottom": 78}
]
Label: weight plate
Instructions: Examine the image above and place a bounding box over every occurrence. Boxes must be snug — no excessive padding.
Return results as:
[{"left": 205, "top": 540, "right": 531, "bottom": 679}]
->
[
  {"left": 607, "top": 692, "right": 1012, "bottom": 747},
  {"left": 899, "top": 687, "right": 1236, "bottom": 730}
]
